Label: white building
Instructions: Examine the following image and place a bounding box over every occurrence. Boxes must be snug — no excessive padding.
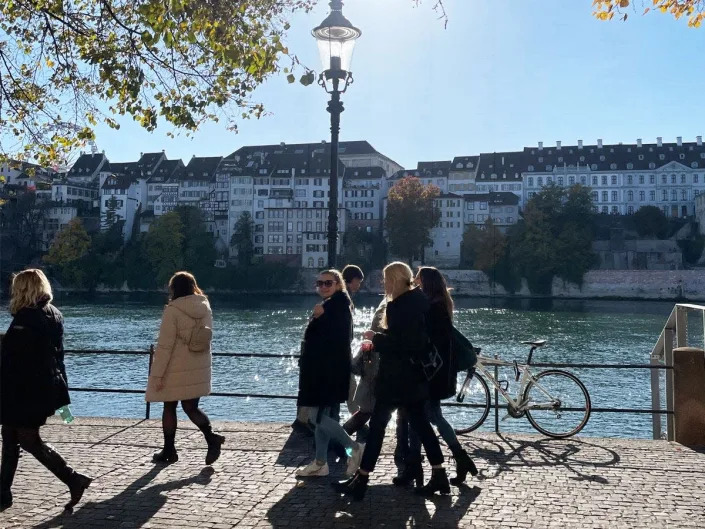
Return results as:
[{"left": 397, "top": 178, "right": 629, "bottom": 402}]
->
[
  {"left": 154, "top": 182, "right": 179, "bottom": 217},
  {"left": 66, "top": 152, "right": 108, "bottom": 185},
  {"left": 448, "top": 156, "right": 479, "bottom": 194},
  {"left": 424, "top": 193, "right": 464, "bottom": 267},
  {"left": 463, "top": 192, "right": 520, "bottom": 231},
  {"left": 100, "top": 174, "right": 139, "bottom": 240},
  {"left": 52, "top": 182, "right": 98, "bottom": 208},
  {"left": 147, "top": 159, "right": 184, "bottom": 211},
  {"left": 42, "top": 206, "right": 79, "bottom": 250},
  {"left": 343, "top": 166, "right": 385, "bottom": 232}
]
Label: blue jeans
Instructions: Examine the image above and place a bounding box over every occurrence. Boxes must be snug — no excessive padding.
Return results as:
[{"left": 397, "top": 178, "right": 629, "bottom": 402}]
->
[
  {"left": 410, "top": 400, "right": 459, "bottom": 454},
  {"left": 307, "top": 407, "right": 355, "bottom": 462}
]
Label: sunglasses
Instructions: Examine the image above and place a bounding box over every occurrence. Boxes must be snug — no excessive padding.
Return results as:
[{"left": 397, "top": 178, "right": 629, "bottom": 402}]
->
[{"left": 315, "top": 280, "right": 337, "bottom": 288}]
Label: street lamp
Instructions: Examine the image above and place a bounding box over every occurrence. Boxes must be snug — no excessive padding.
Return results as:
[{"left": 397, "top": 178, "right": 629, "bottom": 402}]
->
[{"left": 312, "top": 0, "right": 361, "bottom": 269}]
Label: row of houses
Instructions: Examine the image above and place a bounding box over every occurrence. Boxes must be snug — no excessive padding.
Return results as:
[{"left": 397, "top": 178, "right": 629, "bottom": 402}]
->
[{"left": 2, "top": 135, "right": 705, "bottom": 268}]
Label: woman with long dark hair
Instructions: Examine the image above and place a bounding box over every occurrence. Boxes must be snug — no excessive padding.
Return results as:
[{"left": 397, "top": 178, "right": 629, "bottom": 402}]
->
[
  {"left": 295, "top": 269, "right": 364, "bottom": 477},
  {"left": 1, "top": 269, "right": 92, "bottom": 512},
  {"left": 395, "top": 267, "right": 477, "bottom": 486},
  {"left": 333, "top": 262, "right": 450, "bottom": 500},
  {"left": 145, "top": 271, "right": 224, "bottom": 466}
]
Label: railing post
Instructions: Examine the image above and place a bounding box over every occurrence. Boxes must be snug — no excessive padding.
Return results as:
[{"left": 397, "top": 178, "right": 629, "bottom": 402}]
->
[
  {"left": 145, "top": 344, "right": 154, "bottom": 420},
  {"left": 494, "top": 355, "right": 499, "bottom": 434},
  {"left": 650, "top": 351, "right": 663, "bottom": 440},
  {"left": 675, "top": 305, "right": 687, "bottom": 348},
  {"left": 664, "top": 328, "right": 675, "bottom": 441}
]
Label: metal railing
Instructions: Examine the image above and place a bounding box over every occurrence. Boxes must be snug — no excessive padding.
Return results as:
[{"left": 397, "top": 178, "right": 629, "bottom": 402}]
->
[
  {"left": 649, "top": 303, "right": 705, "bottom": 441},
  {"left": 63, "top": 347, "right": 673, "bottom": 437}
]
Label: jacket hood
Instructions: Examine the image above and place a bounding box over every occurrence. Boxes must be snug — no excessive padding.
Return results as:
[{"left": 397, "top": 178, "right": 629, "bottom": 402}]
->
[
  {"left": 392, "top": 286, "right": 429, "bottom": 312},
  {"left": 169, "top": 294, "right": 211, "bottom": 319}
]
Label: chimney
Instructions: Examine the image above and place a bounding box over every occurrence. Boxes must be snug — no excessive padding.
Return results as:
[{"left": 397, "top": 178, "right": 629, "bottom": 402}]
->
[
  {"left": 538, "top": 141, "right": 543, "bottom": 150},
  {"left": 698, "top": 136, "right": 703, "bottom": 146},
  {"left": 657, "top": 136, "right": 662, "bottom": 147},
  {"left": 677, "top": 136, "right": 682, "bottom": 146},
  {"left": 637, "top": 138, "right": 642, "bottom": 148},
  {"left": 577, "top": 139, "right": 583, "bottom": 149},
  {"left": 140, "top": 152, "right": 143, "bottom": 157},
  {"left": 556, "top": 141, "right": 561, "bottom": 149},
  {"left": 597, "top": 139, "right": 603, "bottom": 148},
  {"left": 280, "top": 142, "right": 285, "bottom": 147}
]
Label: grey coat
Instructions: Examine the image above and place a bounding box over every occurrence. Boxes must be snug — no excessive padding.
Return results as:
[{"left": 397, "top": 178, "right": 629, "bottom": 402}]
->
[{"left": 350, "top": 298, "right": 386, "bottom": 413}]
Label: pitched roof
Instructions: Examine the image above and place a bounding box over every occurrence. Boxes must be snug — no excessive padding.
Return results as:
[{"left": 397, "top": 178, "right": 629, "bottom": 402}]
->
[
  {"left": 137, "top": 152, "right": 165, "bottom": 173},
  {"left": 476, "top": 152, "right": 524, "bottom": 181},
  {"left": 103, "top": 161, "right": 142, "bottom": 178},
  {"left": 451, "top": 155, "right": 480, "bottom": 170},
  {"left": 417, "top": 161, "right": 452, "bottom": 177},
  {"left": 102, "top": 174, "right": 133, "bottom": 190},
  {"left": 67, "top": 153, "right": 107, "bottom": 177},
  {"left": 148, "top": 159, "right": 184, "bottom": 183},
  {"left": 344, "top": 166, "right": 386, "bottom": 180},
  {"left": 181, "top": 156, "right": 223, "bottom": 181}
]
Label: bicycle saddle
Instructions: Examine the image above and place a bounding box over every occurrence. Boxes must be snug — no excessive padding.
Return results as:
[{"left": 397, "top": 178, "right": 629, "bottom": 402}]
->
[{"left": 521, "top": 340, "right": 546, "bottom": 347}]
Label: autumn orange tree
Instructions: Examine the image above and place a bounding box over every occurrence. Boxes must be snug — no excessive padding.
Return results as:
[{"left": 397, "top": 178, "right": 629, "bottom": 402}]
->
[
  {"left": 385, "top": 176, "right": 441, "bottom": 266},
  {"left": 593, "top": 0, "right": 705, "bottom": 26}
]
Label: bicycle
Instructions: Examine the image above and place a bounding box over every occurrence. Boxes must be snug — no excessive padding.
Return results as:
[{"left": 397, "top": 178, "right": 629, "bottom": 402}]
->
[{"left": 454, "top": 340, "right": 591, "bottom": 439}]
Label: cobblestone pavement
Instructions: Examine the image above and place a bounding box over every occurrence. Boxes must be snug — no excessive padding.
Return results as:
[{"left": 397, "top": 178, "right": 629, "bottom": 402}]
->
[{"left": 1, "top": 417, "right": 704, "bottom": 528}]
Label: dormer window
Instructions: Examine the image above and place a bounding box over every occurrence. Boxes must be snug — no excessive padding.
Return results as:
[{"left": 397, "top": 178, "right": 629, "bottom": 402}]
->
[
  {"left": 649, "top": 162, "right": 656, "bottom": 169},
  {"left": 659, "top": 154, "right": 665, "bottom": 160},
  {"left": 638, "top": 154, "right": 644, "bottom": 160},
  {"left": 610, "top": 163, "right": 617, "bottom": 170},
  {"left": 600, "top": 155, "right": 605, "bottom": 161},
  {"left": 680, "top": 154, "right": 685, "bottom": 159}
]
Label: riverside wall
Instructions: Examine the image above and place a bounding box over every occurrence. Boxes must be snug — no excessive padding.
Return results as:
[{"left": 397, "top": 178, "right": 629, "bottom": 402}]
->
[{"left": 303, "top": 268, "right": 705, "bottom": 301}]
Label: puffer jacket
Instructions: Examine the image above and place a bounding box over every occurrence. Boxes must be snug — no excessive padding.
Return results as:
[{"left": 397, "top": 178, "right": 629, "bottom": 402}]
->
[
  {"left": 350, "top": 298, "right": 386, "bottom": 414},
  {"left": 145, "top": 294, "right": 213, "bottom": 402},
  {"left": 0, "top": 300, "right": 70, "bottom": 427}
]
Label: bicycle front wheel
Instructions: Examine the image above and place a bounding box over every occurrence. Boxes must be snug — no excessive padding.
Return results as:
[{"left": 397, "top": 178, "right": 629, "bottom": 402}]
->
[
  {"left": 523, "top": 370, "right": 591, "bottom": 439},
  {"left": 454, "top": 371, "right": 491, "bottom": 435}
]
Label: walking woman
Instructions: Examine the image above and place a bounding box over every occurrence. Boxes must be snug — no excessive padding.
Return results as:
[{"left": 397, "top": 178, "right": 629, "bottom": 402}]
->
[
  {"left": 334, "top": 262, "right": 450, "bottom": 500},
  {"left": 1, "top": 269, "right": 92, "bottom": 512},
  {"left": 296, "top": 270, "right": 364, "bottom": 478},
  {"left": 145, "top": 271, "right": 224, "bottom": 465},
  {"left": 396, "top": 267, "right": 478, "bottom": 487}
]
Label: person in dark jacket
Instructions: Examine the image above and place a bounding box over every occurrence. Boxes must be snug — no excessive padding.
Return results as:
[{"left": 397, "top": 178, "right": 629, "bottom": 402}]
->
[
  {"left": 398, "top": 267, "right": 478, "bottom": 486},
  {"left": 333, "top": 262, "right": 450, "bottom": 501},
  {"left": 295, "top": 270, "right": 364, "bottom": 478},
  {"left": 0, "top": 269, "right": 92, "bottom": 513}
]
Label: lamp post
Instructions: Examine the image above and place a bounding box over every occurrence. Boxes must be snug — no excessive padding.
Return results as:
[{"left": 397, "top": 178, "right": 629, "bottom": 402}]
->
[{"left": 312, "top": 0, "right": 361, "bottom": 269}]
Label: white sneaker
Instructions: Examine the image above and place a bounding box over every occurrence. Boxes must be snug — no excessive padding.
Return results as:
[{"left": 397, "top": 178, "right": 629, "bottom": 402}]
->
[
  {"left": 296, "top": 461, "right": 329, "bottom": 477},
  {"left": 345, "top": 442, "right": 365, "bottom": 477}
]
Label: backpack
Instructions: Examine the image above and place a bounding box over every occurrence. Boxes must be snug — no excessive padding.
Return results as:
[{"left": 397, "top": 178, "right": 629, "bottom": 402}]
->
[
  {"left": 452, "top": 326, "right": 477, "bottom": 371},
  {"left": 171, "top": 305, "right": 212, "bottom": 353}
]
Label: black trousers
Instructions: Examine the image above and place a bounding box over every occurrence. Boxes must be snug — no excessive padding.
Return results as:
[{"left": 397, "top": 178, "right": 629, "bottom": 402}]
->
[{"left": 360, "top": 400, "right": 443, "bottom": 473}]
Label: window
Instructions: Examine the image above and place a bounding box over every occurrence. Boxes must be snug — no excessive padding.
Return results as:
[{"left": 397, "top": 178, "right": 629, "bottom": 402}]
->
[
  {"left": 639, "top": 191, "right": 645, "bottom": 201},
  {"left": 671, "top": 175, "right": 676, "bottom": 184},
  {"left": 569, "top": 176, "right": 575, "bottom": 185},
  {"left": 627, "top": 175, "right": 633, "bottom": 185},
  {"left": 602, "top": 206, "right": 608, "bottom": 214},
  {"left": 628, "top": 191, "right": 633, "bottom": 201},
  {"left": 662, "top": 190, "right": 667, "bottom": 201},
  {"left": 602, "top": 175, "right": 607, "bottom": 185},
  {"left": 681, "top": 190, "right": 687, "bottom": 200},
  {"left": 695, "top": 174, "right": 700, "bottom": 183},
  {"left": 671, "top": 189, "right": 677, "bottom": 200},
  {"left": 602, "top": 191, "right": 608, "bottom": 202},
  {"left": 591, "top": 191, "right": 598, "bottom": 202},
  {"left": 681, "top": 175, "right": 686, "bottom": 184},
  {"left": 537, "top": 177, "right": 543, "bottom": 186},
  {"left": 662, "top": 175, "right": 667, "bottom": 184},
  {"left": 650, "top": 175, "right": 655, "bottom": 184},
  {"left": 528, "top": 177, "right": 534, "bottom": 187},
  {"left": 627, "top": 163, "right": 634, "bottom": 170},
  {"left": 592, "top": 176, "right": 598, "bottom": 185},
  {"left": 557, "top": 176, "right": 563, "bottom": 186},
  {"left": 612, "top": 191, "right": 618, "bottom": 201},
  {"left": 650, "top": 190, "right": 656, "bottom": 201},
  {"left": 639, "top": 175, "right": 644, "bottom": 184},
  {"left": 580, "top": 175, "right": 586, "bottom": 185},
  {"left": 318, "top": 257, "right": 324, "bottom": 268},
  {"left": 612, "top": 206, "right": 619, "bottom": 214},
  {"left": 610, "top": 164, "right": 617, "bottom": 170},
  {"left": 628, "top": 206, "right": 634, "bottom": 215},
  {"left": 611, "top": 175, "right": 617, "bottom": 185}
]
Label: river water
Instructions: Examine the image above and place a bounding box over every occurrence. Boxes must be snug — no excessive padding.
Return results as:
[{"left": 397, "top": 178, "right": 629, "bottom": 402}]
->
[{"left": 0, "top": 294, "right": 682, "bottom": 439}]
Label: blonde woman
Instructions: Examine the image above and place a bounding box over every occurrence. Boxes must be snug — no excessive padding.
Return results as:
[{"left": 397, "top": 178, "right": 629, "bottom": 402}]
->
[
  {"left": 145, "top": 271, "right": 224, "bottom": 466},
  {"left": 333, "top": 262, "right": 449, "bottom": 500},
  {"left": 1, "top": 269, "right": 92, "bottom": 513}
]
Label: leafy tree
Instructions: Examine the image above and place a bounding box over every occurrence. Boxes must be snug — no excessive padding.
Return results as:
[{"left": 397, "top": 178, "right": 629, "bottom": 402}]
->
[
  {"left": 632, "top": 205, "right": 669, "bottom": 239},
  {"left": 231, "top": 212, "right": 255, "bottom": 267},
  {"left": 512, "top": 184, "right": 597, "bottom": 294},
  {"left": 460, "top": 219, "right": 506, "bottom": 272},
  {"left": 175, "top": 205, "right": 217, "bottom": 280},
  {"left": 144, "top": 212, "right": 184, "bottom": 286},
  {"left": 43, "top": 218, "right": 91, "bottom": 286},
  {"left": 386, "top": 177, "right": 441, "bottom": 266},
  {"left": 342, "top": 226, "right": 386, "bottom": 270},
  {"left": 593, "top": 0, "right": 705, "bottom": 26},
  {"left": 0, "top": 192, "right": 50, "bottom": 270}
]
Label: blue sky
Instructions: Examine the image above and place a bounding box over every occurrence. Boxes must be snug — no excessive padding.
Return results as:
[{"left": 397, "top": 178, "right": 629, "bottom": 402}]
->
[{"left": 92, "top": 0, "right": 705, "bottom": 169}]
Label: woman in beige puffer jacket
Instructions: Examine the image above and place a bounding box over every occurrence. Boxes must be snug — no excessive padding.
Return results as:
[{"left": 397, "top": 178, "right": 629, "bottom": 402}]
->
[{"left": 145, "top": 271, "right": 224, "bottom": 466}]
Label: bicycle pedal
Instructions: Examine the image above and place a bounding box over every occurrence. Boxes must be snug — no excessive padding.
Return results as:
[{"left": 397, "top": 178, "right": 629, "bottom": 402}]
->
[{"left": 501, "top": 414, "right": 512, "bottom": 422}]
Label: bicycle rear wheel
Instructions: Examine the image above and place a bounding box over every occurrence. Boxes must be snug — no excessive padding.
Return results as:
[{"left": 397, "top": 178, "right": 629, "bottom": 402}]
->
[
  {"left": 453, "top": 371, "right": 491, "bottom": 435},
  {"left": 523, "top": 369, "right": 591, "bottom": 439}
]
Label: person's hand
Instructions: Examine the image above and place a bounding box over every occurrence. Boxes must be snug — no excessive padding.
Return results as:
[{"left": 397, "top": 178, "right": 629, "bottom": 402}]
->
[
  {"left": 362, "top": 330, "right": 374, "bottom": 341},
  {"left": 312, "top": 303, "right": 325, "bottom": 318},
  {"left": 154, "top": 377, "right": 164, "bottom": 391}
]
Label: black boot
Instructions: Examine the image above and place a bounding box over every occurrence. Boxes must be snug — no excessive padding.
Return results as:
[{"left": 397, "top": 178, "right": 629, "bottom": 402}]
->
[
  {"left": 0, "top": 440, "right": 19, "bottom": 512},
  {"left": 332, "top": 471, "right": 369, "bottom": 501},
  {"left": 449, "top": 445, "right": 478, "bottom": 485},
  {"left": 30, "top": 443, "right": 92, "bottom": 511},
  {"left": 392, "top": 455, "right": 423, "bottom": 487},
  {"left": 153, "top": 430, "right": 178, "bottom": 464},
  {"left": 199, "top": 423, "right": 225, "bottom": 465},
  {"left": 414, "top": 467, "right": 451, "bottom": 497}
]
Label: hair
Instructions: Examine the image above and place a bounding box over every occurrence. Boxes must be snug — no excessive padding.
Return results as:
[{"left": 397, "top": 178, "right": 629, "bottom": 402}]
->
[
  {"left": 383, "top": 261, "right": 414, "bottom": 301},
  {"left": 342, "top": 264, "right": 364, "bottom": 284},
  {"left": 10, "top": 269, "right": 53, "bottom": 315},
  {"left": 418, "top": 266, "right": 454, "bottom": 321},
  {"left": 318, "top": 269, "right": 346, "bottom": 292},
  {"left": 168, "top": 271, "right": 204, "bottom": 301}
]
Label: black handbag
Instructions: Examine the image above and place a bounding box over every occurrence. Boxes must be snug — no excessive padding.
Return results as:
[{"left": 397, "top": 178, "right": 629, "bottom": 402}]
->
[
  {"left": 413, "top": 342, "right": 443, "bottom": 382},
  {"left": 452, "top": 326, "right": 477, "bottom": 372}
]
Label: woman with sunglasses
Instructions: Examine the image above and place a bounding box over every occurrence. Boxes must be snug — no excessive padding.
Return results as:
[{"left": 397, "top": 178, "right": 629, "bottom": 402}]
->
[{"left": 295, "top": 270, "right": 364, "bottom": 478}]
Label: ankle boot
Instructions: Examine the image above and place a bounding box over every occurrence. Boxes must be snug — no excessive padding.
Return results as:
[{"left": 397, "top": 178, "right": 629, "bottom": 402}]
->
[
  {"left": 331, "top": 471, "right": 369, "bottom": 501},
  {"left": 1, "top": 442, "right": 20, "bottom": 512},
  {"left": 199, "top": 423, "right": 225, "bottom": 465},
  {"left": 414, "top": 467, "right": 451, "bottom": 497},
  {"left": 450, "top": 445, "right": 478, "bottom": 485},
  {"left": 392, "top": 455, "right": 423, "bottom": 487},
  {"left": 31, "top": 442, "right": 92, "bottom": 510},
  {"left": 153, "top": 430, "right": 178, "bottom": 464}
]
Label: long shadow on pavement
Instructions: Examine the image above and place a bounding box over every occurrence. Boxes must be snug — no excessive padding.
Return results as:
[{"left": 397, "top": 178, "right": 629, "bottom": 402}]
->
[
  {"left": 32, "top": 464, "right": 213, "bottom": 529},
  {"left": 266, "top": 478, "right": 480, "bottom": 529}
]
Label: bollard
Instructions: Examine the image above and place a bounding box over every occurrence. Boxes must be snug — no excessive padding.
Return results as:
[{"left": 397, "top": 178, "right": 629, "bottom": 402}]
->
[{"left": 672, "top": 347, "right": 705, "bottom": 447}]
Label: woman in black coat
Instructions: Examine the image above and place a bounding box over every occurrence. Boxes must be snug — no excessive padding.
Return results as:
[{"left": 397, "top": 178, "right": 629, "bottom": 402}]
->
[
  {"left": 333, "top": 262, "right": 450, "bottom": 501},
  {"left": 398, "top": 267, "right": 478, "bottom": 487},
  {"left": 0, "top": 269, "right": 92, "bottom": 513},
  {"left": 295, "top": 269, "right": 364, "bottom": 478}
]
